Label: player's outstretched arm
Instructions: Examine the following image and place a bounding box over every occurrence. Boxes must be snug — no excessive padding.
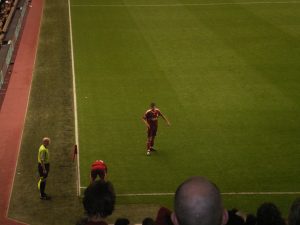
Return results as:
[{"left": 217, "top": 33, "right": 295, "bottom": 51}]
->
[
  {"left": 160, "top": 113, "right": 170, "bottom": 126},
  {"left": 142, "top": 117, "right": 150, "bottom": 128}
]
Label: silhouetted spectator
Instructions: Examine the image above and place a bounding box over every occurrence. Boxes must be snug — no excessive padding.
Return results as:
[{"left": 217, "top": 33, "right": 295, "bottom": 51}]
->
[
  {"left": 245, "top": 214, "right": 256, "bottom": 225},
  {"left": 76, "top": 180, "right": 116, "bottom": 225},
  {"left": 226, "top": 209, "right": 245, "bottom": 225},
  {"left": 256, "top": 202, "right": 285, "bottom": 225},
  {"left": 171, "top": 176, "right": 228, "bottom": 225},
  {"left": 289, "top": 198, "right": 300, "bottom": 225},
  {"left": 155, "top": 207, "right": 173, "bottom": 225},
  {"left": 142, "top": 217, "right": 155, "bottom": 225},
  {"left": 115, "top": 218, "right": 130, "bottom": 225}
]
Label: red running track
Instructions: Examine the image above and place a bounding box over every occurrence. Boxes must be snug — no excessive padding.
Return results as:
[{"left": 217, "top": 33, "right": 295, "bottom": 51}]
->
[{"left": 0, "top": 0, "right": 44, "bottom": 224}]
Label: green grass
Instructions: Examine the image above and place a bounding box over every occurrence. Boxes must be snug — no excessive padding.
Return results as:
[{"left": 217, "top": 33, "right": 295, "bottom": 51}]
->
[{"left": 72, "top": 0, "right": 300, "bottom": 199}]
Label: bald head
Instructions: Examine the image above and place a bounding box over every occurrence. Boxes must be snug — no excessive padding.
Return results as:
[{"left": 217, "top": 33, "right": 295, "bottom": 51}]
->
[{"left": 172, "top": 176, "right": 226, "bottom": 225}]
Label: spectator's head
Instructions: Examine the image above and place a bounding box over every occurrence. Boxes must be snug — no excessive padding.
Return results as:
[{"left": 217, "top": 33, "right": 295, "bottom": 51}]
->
[
  {"left": 226, "top": 209, "right": 245, "bottom": 225},
  {"left": 256, "top": 202, "right": 285, "bottom": 225},
  {"left": 83, "top": 180, "right": 115, "bottom": 220},
  {"left": 115, "top": 218, "right": 130, "bottom": 225},
  {"left": 156, "top": 207, "right": 173, "bottom": 225},
  {"left": 289, "top": 198, "right": 300, "bottom": 225},
  {"left": 245, "top": 214, "right": 256, "bottom": 225},
  {"left": 171, "top": 176, "right": 228, "bottom": 225},
  {"left": 142, "top": 217, "right": 155, "bottom": 225}
]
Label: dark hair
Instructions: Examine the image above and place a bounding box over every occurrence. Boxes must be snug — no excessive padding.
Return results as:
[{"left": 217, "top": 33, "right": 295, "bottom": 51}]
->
[
  {"left": 245, "top": 214, "right": 256, "bottom": 225},
  {"left": 256, "top": 202, "right": 285, "bottom": 225},
  {"left": 143, "top": 217, "right": 155, "bottom": 225},
  {"left": 227, "top": 209, "right": 245, "bottom": 225},
  {"left": 83, "top": 180, "right": 116, "bottom": 218},
  {"left": 155, "top": 207, "right": 173, "bottom": 225},
  {"left": 289, "top": 198, "right": 300, "bottom": 225},
  {"left": 115, "top": 218, "right": 130, "bottom": 225},
  {"left": 150, "top": 102, "right": 156, "bottom": 108}
]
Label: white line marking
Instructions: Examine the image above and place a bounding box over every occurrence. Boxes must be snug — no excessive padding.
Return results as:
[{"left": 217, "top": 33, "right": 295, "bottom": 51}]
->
[
  {"left": 79, "top": 187, "right": 300, "bottom": 196},
  {"left": 68, "top": 0, "right": 81, "bottom": 196},
  {"left": 71, "top": 1, "right": 300, "bottom": 7},
  {"left": 118, "top": 192, "right": 300, "bottom": 196},
  {"left": 222, "top": 192, "right": 300, "bottom": 195}
]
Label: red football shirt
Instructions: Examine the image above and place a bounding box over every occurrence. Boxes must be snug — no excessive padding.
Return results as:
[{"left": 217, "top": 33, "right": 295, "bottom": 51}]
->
[
  {"left": 91, "top": 160, "right": 107, "bottom": 172},
  {"left": 144, "top": 108, "right": 161, "bottom": 127}
]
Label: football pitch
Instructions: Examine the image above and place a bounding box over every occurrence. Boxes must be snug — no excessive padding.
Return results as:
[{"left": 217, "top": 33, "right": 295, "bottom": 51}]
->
[{"left": 70, "top": 0, "right": 300, "bottom": 206}]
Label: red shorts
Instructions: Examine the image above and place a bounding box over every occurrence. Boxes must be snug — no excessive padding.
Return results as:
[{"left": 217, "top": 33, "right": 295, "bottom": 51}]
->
[{"left": 147, "top": 126, "right": 157, "bottom": 137}]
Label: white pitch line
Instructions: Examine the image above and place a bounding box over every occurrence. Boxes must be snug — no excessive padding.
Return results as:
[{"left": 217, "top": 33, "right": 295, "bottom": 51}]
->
[
  {"left": 118, "top": 192, "right": 300, "bottom": 196},
  {"left": 79, "top": 187, "right": 300, "bottom": 196},
  {"left": 68, "top": 0, "right": 81, "bottom": 196},
  {"left": 222, "top": 192, "right": 300, "bottom": 195},
  {"left": 71, "top": 1, "right": 300, "bottom": 7}
]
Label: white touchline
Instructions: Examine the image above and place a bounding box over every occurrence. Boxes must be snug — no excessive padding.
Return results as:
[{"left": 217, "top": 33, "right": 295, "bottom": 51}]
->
[
  {"left": 68, "top": 0, "right": 81, "bottom": 196},
  {"left": 71, "top": 1, "right": 300, "bottom": 7},
  {"left": 79, "top": 187, "right": 300, "bottom": 196},
  {"left": 117, "top": 192, "right": 300, "bottom": 196}
]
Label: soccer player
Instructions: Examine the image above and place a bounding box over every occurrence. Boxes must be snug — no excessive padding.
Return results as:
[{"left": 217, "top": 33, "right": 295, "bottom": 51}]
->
[
  {"left": 37, "top": 137, "right": 51, "bottom": 200},
  {"left": 90, "top": 160, "right": 107, "bottom": 183},
  {"left": 142, "top": 103, "right": 170, "bottom": 155}
]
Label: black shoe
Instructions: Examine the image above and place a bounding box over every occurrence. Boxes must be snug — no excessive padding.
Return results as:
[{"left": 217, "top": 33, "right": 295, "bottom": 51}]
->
[
  {"left": 150, "top": 148, "right": 157, "bottom": 152},
  {"left": 40, "top": 194, "right": 51, "bottom": 200}
]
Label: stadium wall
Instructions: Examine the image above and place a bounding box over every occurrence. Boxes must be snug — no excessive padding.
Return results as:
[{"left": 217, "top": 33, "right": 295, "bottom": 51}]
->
[{"left": 0, "top": 0, "right": 29, "bottom": 89}]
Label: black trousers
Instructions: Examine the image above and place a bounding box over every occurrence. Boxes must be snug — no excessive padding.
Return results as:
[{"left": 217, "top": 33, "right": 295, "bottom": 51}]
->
[{"left": 38, "top": 163, "right": 50, "bottom": 196}]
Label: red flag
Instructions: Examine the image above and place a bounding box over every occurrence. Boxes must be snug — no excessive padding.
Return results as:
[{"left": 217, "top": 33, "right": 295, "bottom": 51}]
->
[{"left": 72, "top": 144, "right": 77, "bottom": 162}]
